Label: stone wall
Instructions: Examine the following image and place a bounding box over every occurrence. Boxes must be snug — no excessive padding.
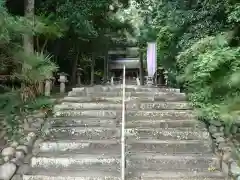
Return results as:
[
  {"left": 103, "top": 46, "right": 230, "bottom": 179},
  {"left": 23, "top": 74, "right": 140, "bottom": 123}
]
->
[
  {"left": 208, "top": 119, "right": 240, "bottom": 179},
  {"left": 0, "top": 111, "right": 47, "bottom": 180}
]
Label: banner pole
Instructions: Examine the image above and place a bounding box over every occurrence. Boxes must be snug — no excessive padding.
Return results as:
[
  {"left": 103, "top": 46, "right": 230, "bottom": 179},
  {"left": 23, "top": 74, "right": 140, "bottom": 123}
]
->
[{"left": 121, "top": 65, "right": 126, "bottom": 180}]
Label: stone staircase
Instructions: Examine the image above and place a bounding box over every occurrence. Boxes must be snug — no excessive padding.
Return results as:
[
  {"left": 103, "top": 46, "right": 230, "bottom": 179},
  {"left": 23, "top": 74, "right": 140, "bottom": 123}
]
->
[{"left": 23, "top": 85, "right": 227, "bottom": 180}]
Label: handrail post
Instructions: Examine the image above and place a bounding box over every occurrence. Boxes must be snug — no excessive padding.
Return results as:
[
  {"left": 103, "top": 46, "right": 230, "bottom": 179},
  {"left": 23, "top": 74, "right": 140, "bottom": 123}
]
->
[{"left": 121, "top": 65, "right": 126, "bottom": 180}]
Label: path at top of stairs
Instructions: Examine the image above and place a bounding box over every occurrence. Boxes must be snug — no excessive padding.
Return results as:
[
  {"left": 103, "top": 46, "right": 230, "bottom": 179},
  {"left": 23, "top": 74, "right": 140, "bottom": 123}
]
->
[{"left": 23, "top": 85, "right": 227, "bottom": 180}]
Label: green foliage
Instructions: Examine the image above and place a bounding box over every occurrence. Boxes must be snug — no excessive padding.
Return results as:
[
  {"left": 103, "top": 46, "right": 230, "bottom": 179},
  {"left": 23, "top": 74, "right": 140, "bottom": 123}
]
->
[
  {"left": 0, "top": 90, "right": 54, "bottom": 139},
  {"left": 228, "top": 3, "right": 240, "bottom": 23},
  {"left": 176, "top": 36, "right": 240, "bottom": 139},
  {"left": 26, "top": 96, "right": 54, "bottom": 111},
  {"left": 0, "top": 1, "right": 58, "bottom": 139},
  {"left": 35, "top": 13, "right": 67, "bottom": 38},
  {"left": 13, "top": 51, "right": 58, "bottom": 83},
  {"left": 133, "top": 0, "right": 240, "bottom": 132}
]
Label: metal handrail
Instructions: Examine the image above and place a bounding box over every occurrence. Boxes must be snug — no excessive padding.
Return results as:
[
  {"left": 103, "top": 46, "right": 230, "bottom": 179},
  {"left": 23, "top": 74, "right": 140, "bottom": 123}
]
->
[{"left": 121, "top": 65, "right": 126, "bottom": 180}]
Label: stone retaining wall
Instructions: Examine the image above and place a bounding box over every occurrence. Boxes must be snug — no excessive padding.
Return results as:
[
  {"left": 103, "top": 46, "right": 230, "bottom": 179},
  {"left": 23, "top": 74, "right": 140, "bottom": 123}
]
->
[
  {"left": 0, "top": 111, "right": 47, "bottom": 180},
  {"left": 208, "top": 119, "right": 240, "bottom": 180}
]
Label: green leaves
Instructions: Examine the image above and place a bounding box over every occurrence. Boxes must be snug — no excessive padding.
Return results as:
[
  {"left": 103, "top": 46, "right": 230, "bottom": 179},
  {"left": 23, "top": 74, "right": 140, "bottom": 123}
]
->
[
  {"left": 35, "top": 13, "right": 67, "bottom": 39},
  {"left": 178, "top": 31, "right": 240, "bottom": 121},
  {"left": 13, "top": 50, "right": 58, "bottom": 83},
  {"left": 134, "top": 0, "right": 240, "bottom": 125},
  {"left": 228, "top": 3, "right": 240, "bottom": 23}
]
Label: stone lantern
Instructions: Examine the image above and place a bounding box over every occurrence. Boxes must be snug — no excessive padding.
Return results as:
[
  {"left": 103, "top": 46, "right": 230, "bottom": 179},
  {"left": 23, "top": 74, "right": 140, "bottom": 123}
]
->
[
  {"left": 76, "top": 67, "right": 83, "bottom": 87},
  {"left": 146, "top": 76, "right": 154, "bottom": 86},
  {"left": 58, "top": 72, "right": 68, "bottom": 94},
  {"left": 163, "top": 70, "right": 168, "bottom": 86}
]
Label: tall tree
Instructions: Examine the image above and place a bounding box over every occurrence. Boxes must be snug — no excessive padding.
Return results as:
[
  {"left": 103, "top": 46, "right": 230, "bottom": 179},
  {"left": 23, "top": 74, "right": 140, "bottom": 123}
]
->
[{"left": 24, "top": 0, "right": 34, "bottom": 54}]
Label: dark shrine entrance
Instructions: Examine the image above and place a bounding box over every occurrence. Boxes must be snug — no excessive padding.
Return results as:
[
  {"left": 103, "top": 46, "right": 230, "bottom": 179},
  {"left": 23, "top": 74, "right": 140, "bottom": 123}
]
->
[{"left": 112, "top": 68, "right": 139, "bottom": 79}]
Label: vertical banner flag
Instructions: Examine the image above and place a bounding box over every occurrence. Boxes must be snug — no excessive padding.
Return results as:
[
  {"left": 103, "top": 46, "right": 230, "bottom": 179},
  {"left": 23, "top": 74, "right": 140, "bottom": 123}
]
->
[{"left": 147, "top": 42, "right": 157, "bottom": 77}]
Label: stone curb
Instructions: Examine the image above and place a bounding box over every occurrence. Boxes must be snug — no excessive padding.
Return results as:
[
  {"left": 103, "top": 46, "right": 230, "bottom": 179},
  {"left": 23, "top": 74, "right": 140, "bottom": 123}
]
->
[
  {"left": 0, "top": 111, "right": 47, "bottom": 180},
  {"left": 208, "top": 119, "right": 240, "bottom": 180}
]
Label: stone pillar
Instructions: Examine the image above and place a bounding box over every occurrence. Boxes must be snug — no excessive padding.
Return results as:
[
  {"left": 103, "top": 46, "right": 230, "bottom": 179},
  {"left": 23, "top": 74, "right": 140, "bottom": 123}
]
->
[
  {"left": 58, "top": 72, "right": 68, "bottom": 94},
  {"left": 136, "top": 77, "right": 140, "bottom": 86},
  {"left": 44, "top": 79, "right": 51, "bottom": 96},
  {"left": 111, "top": 76, "right": 114, "bottom": 86},
  {"left": 76, "top": 67, "right": 82, "bottom": 87}
]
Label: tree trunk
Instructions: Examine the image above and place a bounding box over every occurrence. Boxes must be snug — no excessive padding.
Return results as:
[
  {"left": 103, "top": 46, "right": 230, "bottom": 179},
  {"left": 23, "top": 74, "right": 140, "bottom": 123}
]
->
[
  {"left": 71, "top": 49, "right": 79, "bottom": 85},
  {"left": 90, "top": 53, "right": 95, "bottom": 86},
  {"left": 24, "top": 0, "right": 34, "bottom": 54},
  {"left": 22, "top": 0, "right": 35, "bottom": 98}
]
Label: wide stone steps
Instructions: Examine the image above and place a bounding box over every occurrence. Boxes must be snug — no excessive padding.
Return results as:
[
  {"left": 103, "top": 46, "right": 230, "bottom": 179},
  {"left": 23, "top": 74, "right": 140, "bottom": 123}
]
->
[
  {"left": 54, "top": 102, "right": 190, "bottom": 111},
  {"left": 68, "top": 91, "right": 184, "bottom": 96},
  {"left": 23, "top": 169, "right": 225, "bottom": 180},
  {"left": 68, "top": 91, "right": 186, "bottom": 101},
  {"left": 24, "top": 85, "right": 226, "bottom": 180},
  {"left": 49, "top": 117, "right": 202, "bottom": 128},
  {"left": 63, "top": 94, "right": 185, "bottom": 102},
  {"left": 30, "top": 152, "right": 217, "bottom": 172},
  {"left": 54, "top": 109, "right": 195, "bottom": 120},
  {"left": 71, "top": 86, "right": 180, "bottom": 93},
  {"left": 47, "top": 127, "right": 209, "bottom": 140},
  {"left": 36, "top": 139, "right": 213, "bottom": 154}
]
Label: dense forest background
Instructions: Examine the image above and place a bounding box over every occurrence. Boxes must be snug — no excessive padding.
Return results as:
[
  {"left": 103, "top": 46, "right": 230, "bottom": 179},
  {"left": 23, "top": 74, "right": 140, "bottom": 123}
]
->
[{"left": 0, "top": 0, "right": 239, "bottom": 139}]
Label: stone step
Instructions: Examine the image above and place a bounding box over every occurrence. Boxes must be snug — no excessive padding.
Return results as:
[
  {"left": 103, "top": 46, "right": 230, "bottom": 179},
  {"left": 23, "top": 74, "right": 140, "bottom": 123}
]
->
[
  {"left": 112, "top": 87, "right": 181, "bottom": 93},
  {"left": 24, "top": 169, "right": 120, "bottom": 180},
  {"left": 127, "top": 171, "right": 225, "bottom": 180},
  {"left": 31, "top": 152, "right": 216, "bottom": 171},
  {"left": 127, "top": 153, "right": 218, "bottom": 171},
  {"left": 50, "top": 117, "right": 201, "bottom": 128},
  {"left": 68, "top": 91, "right": 186, "bottom": 100},
  {"left": 137, "top": 102, "right": 190, "bottom": 110},
  {"left": 126, "top": 110, "right": 194, "bottom": 119},
  {"left": 69, "top": 91, "right": 184, "bottom": 97},
  {"left": 50, "top": 117, "right": 119, "bottom": 128},
  {"left": 49, "top": 127, "right": 120, "bottom": 140},
  {"left": 72, "top": 86, "right": 180, "bottom": 93},
  {"left": 54, "top": 102, "right": 122, "bottom": 111},
  {"left": 54, "top": 102, "right": 190, "bottom": 111},
  {"left": 31, "top": 153, "right": 120, "bottom": 170},
  {"left": 64, "top": 94, "right": 186, "bottom": 103},
  {"left": 127, "top": 139, "right": 212, "bottom": 154},
  {"left": 125, "top": 127, "right": 209, "bottom": 140},
  {"left": 47, "top": 127, "right": 209, "bottom": 140},
  {"left": 53, "top": 110, "right": 195, "bottom": 119},
  {"left": 54, "top": 109, "right": 120, "bottom": 118},
  {"left": 37, "top": 139, "right": 212, "bottom": 154},
  {"left": 62, "top": 96, "right": 124, "bottom": 103},
  {"left": 126, "top": 119, "right": 203, "bottom": 128},
  {"left": 37, "top": 139, "right": 120, "bottom": 154},
  {"left": 23, "top": 169, "right": 225, "bottom": 180}
]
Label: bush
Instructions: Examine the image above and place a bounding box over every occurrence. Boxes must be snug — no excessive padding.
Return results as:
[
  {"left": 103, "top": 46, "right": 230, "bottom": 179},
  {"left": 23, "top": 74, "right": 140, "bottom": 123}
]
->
[{"left": 177, "top": 32, "right": 240, "bottom": 132}]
